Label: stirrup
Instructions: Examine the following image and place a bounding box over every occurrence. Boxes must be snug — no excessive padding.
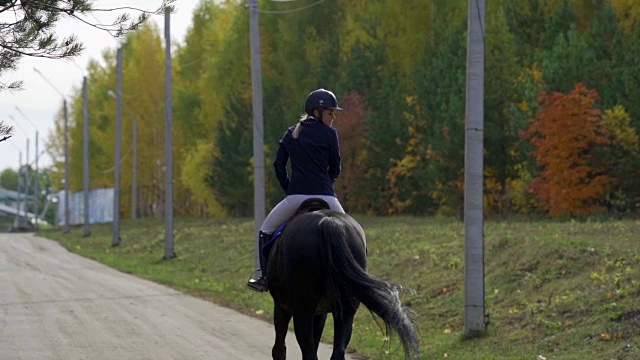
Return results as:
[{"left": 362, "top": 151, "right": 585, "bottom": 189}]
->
[{"left": 247, "top": 270, "right": 268, "bottom": 292}]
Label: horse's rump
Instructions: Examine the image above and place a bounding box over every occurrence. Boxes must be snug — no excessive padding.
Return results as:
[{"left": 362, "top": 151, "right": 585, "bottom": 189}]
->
[{"left": 267, "top": 210, "right": 363, "bottom": 312}]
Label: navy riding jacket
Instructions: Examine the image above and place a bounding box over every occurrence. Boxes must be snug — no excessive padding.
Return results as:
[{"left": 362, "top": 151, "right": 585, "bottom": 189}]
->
[{"left": 274, "top": 117, "right": 341, "bottom": 196}]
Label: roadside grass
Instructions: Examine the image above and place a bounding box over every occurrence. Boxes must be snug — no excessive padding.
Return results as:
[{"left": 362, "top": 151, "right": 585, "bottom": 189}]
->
[{"left": 40, "top": 216, "right": 640, "bottom": 360}]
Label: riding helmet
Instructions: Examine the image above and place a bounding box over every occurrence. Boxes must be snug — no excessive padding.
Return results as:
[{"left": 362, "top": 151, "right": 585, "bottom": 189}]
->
[{"left": 304, "top": 88, "right": 343, "bottom": 115}]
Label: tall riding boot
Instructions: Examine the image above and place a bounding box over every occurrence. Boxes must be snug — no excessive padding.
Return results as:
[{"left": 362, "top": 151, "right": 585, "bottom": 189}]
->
[{"left": 247, "top": 231, "right": 271, "bottom": 292}]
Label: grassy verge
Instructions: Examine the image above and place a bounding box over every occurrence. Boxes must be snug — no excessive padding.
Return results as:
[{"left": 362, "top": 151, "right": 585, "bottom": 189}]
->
[{"left": 40, "top": 216, "right": 640, "bottom": 359}]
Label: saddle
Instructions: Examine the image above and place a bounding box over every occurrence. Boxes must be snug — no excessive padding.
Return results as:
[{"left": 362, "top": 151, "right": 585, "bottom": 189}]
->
[{"left": 261, "top": 198, "right": 331, "bottom": 259}]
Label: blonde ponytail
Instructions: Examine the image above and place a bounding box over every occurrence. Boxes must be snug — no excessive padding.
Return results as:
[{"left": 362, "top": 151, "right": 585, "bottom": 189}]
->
[
  {"left": 292, "top": 114, "right": 307, "bottom": 139},
  {"left": 293, "top": 110, "right": 321, "bottom": 139}
]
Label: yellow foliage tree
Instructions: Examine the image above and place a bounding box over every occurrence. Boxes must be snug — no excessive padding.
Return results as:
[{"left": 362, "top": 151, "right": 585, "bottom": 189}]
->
[
  {"left": 600, "top": 105, "right": 640, "bottom": 212},
  {"left": 610, "top": 0, "right": 640, "bottom": 36},
  {"left": 170, "top": 2, "right": 236, "bottom": 216},
  {"left": 601, "top": 105, "right": 640, "bottom": 154}
]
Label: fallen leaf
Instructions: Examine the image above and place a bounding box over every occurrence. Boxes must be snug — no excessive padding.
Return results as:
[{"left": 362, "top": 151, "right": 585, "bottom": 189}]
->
[{"left": 600, "top": 331, "right": 612, "bottom": 341}]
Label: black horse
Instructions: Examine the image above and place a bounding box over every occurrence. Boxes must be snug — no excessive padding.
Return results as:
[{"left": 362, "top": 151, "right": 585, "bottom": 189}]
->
[{"left": 266, "top": 206, "right": 419, "bottom": 360}]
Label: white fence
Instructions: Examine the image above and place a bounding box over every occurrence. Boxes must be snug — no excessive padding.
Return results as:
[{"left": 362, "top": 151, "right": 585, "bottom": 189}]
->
[{"left": 56, "top": 188, "right": 114, "bottom": 226}]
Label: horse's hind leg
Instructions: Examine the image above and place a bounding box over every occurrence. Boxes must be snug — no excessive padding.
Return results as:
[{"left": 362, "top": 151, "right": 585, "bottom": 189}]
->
[
  {"left": 292, "top": 312, "right": 319, "bottom": 360},
  {"left": 330, "top": 305, "right": 358, "bottom": 360},
  {"left": 272, "top": 304, "right": 291, "bottom": 360},
  {"left": 312, "top": 314, "right": 327, "bottom": 353}
]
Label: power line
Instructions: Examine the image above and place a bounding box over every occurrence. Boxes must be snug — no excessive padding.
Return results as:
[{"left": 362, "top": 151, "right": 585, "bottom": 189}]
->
[
  {"left": 258, "top": 0, "right": 328, "bottom": 14},
  {"left": 7, "top": 115, "right": 28, "bottom": 136},
  {"left": 14, "top": 107, "right": 37, "bottom": 130},
  {"left": 7, "top": 140, "right": 21, "bottom": 153},
  {"left": 96, "top": 147, "right": 133, "bottom": 174},
  {"left": 24, "top": 149, "right": 48, "bottom": 167},
  {"left": 33, "top": 67, "right": 66, "bottom": 98}
]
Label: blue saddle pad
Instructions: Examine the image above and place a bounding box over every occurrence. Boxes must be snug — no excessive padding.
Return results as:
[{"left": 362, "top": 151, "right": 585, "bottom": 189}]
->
[{"left": 261, "top": 222, "right": 286, "bottom": 259}]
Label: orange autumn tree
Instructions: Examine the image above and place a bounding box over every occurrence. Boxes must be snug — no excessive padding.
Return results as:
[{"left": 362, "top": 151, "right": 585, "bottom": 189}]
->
[
  {"left": 333, "top": 91, "right": 369, "bottom": 211},
  {"left": 522, "top": 83, "right": 612, "bottom": 217}
]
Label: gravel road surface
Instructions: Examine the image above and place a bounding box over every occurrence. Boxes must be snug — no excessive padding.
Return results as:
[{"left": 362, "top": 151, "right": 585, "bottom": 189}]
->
[{"left": 0, "top": 233, "right": 351, "bottom": 360}]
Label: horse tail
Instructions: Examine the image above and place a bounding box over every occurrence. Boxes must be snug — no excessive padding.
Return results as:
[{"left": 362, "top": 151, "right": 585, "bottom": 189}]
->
[{"left": 318, "top": 213, "right": 419, "bottom": 359}]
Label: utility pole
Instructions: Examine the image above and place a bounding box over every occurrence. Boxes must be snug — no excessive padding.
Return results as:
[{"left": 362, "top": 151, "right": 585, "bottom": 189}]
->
[
  {"left": 132, "top": 116, "right": 138, "bottom": 219},
  {"left": 83, "top": 76, "right": 91, "bottom": 236},
  {"left": 113, "top": 47, "right": 122, "bottom": 247},
  {"left": 34, "top": 131, "right": 39, "bottom": 228},
  {"left": 164, "top": 9, "right": 175, "bottom": 259},
  {"left": 249, "top": 0, "right": 266, "bottom": 275},
  {"left": 108, "top": 90, "right": 138, "bottom": 220},
  {"left": 33, "top": 67, "right": 69, "bottom": 233},
  {"left": 8, "top": 114, "right": 30, "bottom": 224},
  {"left": 24, "top": 138, "right": 29, "bottom": 220},
  {"left": 15, "top": 107, "right": 39, "bottom": 229},
  {"left": 464, "top": 0, "right": 486, "bottom": 336},
  {"left": 63, "top": 99, "right": 70, "bottom": 233},
  {"left": 16, "top": 153, "right": 21, "bottom": 227}
]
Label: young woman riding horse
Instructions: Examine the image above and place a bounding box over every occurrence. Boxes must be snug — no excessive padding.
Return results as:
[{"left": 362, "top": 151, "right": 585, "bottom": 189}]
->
[
  {"left": 247, "top": 89, "right": 419, "bottom": 359},
  {"left": 247, "top": 88, "right": 345, "bottom": 292}
]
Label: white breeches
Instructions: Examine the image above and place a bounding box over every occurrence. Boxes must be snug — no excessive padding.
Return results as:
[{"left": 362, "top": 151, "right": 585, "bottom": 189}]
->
[{"left": 260, "top": 194, "right": 345, "bottom": 233}]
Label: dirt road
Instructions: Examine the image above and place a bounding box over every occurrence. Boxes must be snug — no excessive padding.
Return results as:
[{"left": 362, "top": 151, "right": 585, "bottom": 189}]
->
[{"left": 0, "top": 233, "right": 349, "bottom": 360}]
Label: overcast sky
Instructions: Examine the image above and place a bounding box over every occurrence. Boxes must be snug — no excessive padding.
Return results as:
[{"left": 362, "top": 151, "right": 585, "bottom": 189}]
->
[{"left": 0, "top": 0, "right": 201, "bottom": 172}]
